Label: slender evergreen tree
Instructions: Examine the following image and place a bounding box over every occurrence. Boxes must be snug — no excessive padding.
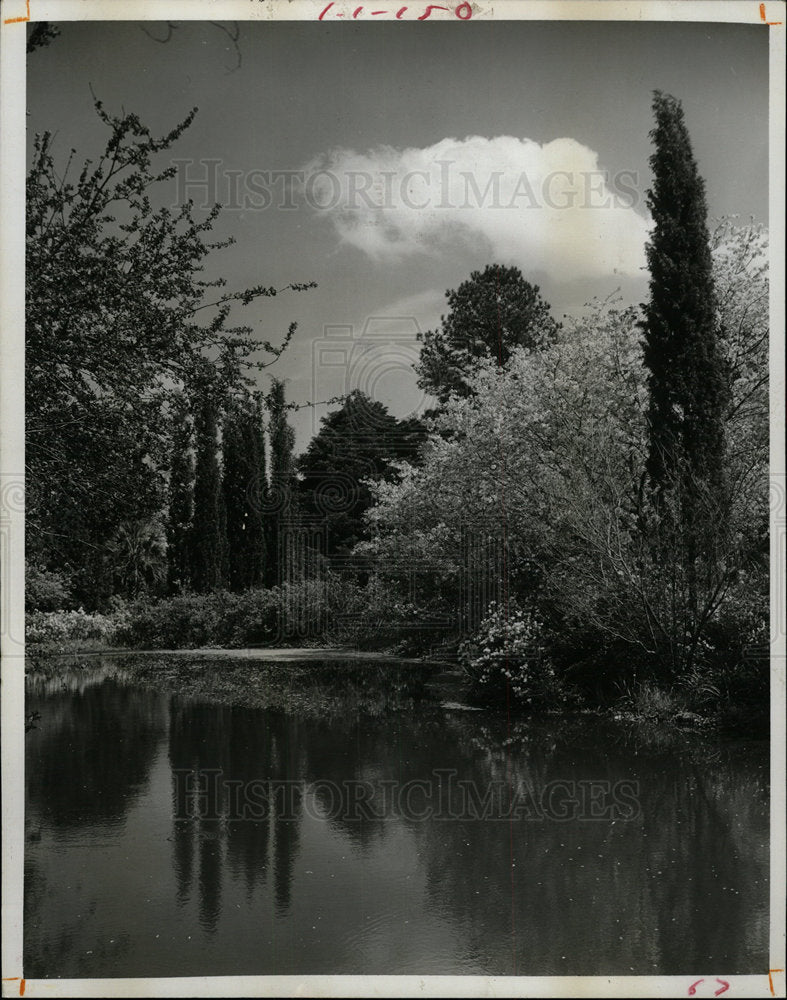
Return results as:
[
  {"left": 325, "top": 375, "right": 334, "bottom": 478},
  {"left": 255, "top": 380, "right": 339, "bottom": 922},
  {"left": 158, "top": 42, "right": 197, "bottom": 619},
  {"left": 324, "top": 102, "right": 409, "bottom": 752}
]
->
[
  {"left": 641, "top": 92, "right": 731, "bottom": 622},
  {"left": 642, "top": 91, "right": 730, "bottom": 502},
  {"left": 265, "top": 378, "right": 296, "bottom": 585},
  {"left": 268, "top": 379, "right": 295, "bottom": 479},
  {"left": 223, "top": 393, "right": 268, "bottom": 590},
  {"left": 250, "top": 394, "right": 269, "bottom": 584},
  {"left": 166, "top": 393, "right": 194, "bottom": 592},
  {"left": 217, "top": 468, "right": 230, "bottom": 588},
  {"left": 188, "top": 394, "right": 227, "bottom": 592},
  {"left": 222, "top": 398, "right": 249, "bottom": 589}
]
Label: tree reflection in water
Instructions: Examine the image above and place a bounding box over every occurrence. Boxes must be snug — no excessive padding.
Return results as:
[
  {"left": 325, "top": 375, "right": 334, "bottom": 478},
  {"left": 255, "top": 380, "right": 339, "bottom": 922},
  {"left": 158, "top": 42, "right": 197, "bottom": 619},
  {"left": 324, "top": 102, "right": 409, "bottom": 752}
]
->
[{"left": 24, "top": 655, "right": 769, "bottom": 978}]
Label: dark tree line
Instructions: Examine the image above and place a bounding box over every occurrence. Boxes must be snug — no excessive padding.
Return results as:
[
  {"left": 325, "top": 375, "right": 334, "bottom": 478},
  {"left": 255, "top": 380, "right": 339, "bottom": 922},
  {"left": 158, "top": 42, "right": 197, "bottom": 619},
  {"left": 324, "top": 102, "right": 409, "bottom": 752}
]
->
[
  {"left": 159, "top": 382, "right": 427, "bottom": 596},
  {"left": 167, "top": 382, "right": 283, "bottom": 595}
]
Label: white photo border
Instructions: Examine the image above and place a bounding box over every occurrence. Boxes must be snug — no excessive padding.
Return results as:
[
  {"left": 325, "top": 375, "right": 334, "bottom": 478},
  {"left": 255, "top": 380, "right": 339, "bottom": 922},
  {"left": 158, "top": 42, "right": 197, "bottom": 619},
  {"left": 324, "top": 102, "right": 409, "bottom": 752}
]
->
[{"left": 1, "top": 2, "right": 784, "bottom": 997}]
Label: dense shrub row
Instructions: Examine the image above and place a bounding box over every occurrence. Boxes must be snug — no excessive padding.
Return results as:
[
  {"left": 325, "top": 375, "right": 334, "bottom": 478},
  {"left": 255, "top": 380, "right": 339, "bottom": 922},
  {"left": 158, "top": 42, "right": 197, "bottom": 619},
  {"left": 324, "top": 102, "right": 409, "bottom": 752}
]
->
[
  {"left": 115, "top": 589, "right": 282, "bottom": 648},
  {"left": 26, "top": 570, "right": 768, "bottom": 730},
  {"left": 112, "top": 576, "right": 455, "bottom": 651}
]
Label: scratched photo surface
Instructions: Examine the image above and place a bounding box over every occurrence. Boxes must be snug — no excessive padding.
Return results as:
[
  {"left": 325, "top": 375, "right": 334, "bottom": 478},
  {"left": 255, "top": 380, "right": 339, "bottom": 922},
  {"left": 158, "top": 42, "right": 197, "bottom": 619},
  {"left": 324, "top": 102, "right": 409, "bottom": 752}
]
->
[{"left": 23, "top": 16, "right": 770, "bottom": 982}]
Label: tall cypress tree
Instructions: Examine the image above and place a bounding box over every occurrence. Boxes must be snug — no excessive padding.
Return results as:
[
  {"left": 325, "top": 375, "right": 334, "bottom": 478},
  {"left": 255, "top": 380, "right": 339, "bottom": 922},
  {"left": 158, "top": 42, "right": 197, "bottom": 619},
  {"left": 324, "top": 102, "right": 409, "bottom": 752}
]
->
[
  {"left": 166, "top": 393, "right": 194, "bottom": 592},
  {"left": 217, "top": 467, "right": 230, "bottom": 588},
  {"left": 266, "top": 378, "right": 296, "bottom": 586},
  {"left": 641, "top": 92, "right": 732, "bottom": 630},
  {"left": 189, "top": 394, "right": 227, "bottom": 592},
  {"left": 642, "top": 91, "right": 730, "bottom": 503},
  {"left": 268, "top": 379, "right": 296, "bottom": 480},
  {"left": 250, "top": 393, "right": 269, "bottom": 585},
  {"left": 223, "top": 393, "right": 268, "bottom": 590},
  {"left": 223, "top": 399, "right": 247, "bottom": 591}
]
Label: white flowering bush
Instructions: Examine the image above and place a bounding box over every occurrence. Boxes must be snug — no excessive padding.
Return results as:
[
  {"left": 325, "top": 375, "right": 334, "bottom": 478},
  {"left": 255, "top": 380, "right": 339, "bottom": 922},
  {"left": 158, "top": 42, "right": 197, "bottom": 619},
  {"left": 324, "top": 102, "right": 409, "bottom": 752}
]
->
[
  {"left": 458, "top": 602, "right": 562, "bottom": 708},
  {"left": 26, "top": 608, "right": 121, "bottom": 647}
]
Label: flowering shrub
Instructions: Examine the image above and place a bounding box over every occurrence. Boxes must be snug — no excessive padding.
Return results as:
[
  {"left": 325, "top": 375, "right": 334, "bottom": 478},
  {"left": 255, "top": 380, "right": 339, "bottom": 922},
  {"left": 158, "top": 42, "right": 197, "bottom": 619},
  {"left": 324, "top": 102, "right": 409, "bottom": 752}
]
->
[
  {"left": 26, "top": 608, "right": 120, "bottom": 647},
  {"left": 459, "top": 602, "right": 563, "bottom": 709}
]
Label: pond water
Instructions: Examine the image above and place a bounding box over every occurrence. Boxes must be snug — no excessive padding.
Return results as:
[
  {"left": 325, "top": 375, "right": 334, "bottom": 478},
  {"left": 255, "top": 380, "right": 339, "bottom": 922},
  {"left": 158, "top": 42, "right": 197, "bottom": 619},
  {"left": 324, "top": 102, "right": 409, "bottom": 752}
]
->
[{"left": 24, "top": 654, "right": 769, "bottom": 979}]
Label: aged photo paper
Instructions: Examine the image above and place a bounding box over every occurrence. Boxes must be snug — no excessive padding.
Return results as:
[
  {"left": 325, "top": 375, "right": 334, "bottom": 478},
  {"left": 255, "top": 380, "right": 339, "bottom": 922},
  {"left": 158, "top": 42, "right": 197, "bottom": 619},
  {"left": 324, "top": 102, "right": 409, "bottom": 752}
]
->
[{"left": 1, "top": 1, "right": 785, "bottom": 997}]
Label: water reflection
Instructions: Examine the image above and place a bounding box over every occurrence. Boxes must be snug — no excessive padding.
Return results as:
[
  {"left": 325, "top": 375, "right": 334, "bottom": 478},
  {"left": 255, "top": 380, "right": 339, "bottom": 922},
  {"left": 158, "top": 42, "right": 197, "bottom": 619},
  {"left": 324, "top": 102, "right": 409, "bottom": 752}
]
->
[
  {"left": 25, "top": 656, "right": 769, "bottom": 978},
  {"left": 167, "top": 703, "right": 306, "bottom": 925},
  {"left": 26, "top": 676, "right": 164, "bottom": 830},
  {"left": 411, "top": 715, "right": 769, "bottom": 974}
]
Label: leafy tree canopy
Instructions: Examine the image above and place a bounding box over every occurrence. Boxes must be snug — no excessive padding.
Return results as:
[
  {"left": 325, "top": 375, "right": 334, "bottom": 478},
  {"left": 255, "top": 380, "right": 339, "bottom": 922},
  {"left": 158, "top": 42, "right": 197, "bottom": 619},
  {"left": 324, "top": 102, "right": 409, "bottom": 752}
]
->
[{"left": 26, "top": 100, "right": 313, "bottom": 597}]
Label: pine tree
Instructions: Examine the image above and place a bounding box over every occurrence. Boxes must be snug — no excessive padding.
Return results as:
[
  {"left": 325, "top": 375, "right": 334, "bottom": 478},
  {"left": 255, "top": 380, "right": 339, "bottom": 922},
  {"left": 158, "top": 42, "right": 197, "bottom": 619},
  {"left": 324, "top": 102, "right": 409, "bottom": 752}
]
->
[
  {"left": 188, "top": 394, "right": 227, "bottom": 592},
  {"left": 223, "top": 393, "right": 268, "bottom": 590},
  {"left": 166, "top": 394, "right": 194, "bottom": 592},
  {"left": 415, "top": 264, "right": 560, "bottom": 404},
  {"left": 642, "top": 91, "right": 730, "bottom": 500}
]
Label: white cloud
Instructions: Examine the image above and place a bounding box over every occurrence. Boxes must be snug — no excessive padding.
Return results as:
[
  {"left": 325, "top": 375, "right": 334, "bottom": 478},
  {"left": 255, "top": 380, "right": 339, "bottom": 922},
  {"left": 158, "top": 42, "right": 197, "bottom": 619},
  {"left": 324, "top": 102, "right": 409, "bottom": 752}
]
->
[{"left": 301, "top": 136, "right": 650, "bottom": 280}]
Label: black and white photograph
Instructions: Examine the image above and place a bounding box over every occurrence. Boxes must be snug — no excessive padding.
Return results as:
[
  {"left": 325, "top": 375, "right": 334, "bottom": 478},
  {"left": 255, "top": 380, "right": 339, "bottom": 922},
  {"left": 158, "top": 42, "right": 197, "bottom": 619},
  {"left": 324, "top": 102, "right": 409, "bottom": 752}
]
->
[{"left": 1, "top": 1, "right": 784, "bottom": 995}]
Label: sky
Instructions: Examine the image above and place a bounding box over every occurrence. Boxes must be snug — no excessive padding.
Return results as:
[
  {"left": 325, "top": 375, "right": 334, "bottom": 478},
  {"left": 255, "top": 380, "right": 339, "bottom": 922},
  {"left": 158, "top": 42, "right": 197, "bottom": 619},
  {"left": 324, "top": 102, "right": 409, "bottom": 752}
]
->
[{"left": 26, "top": 17, "right": 770, "bottom": 449}]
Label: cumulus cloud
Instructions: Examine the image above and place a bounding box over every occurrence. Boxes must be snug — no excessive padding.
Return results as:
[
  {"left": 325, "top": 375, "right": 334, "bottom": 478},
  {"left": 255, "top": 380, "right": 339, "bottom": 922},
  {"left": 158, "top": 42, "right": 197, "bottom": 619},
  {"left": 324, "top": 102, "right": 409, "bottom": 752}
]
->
[{"left": 300, "top": 136, "right": 651, "bottom": 280}]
